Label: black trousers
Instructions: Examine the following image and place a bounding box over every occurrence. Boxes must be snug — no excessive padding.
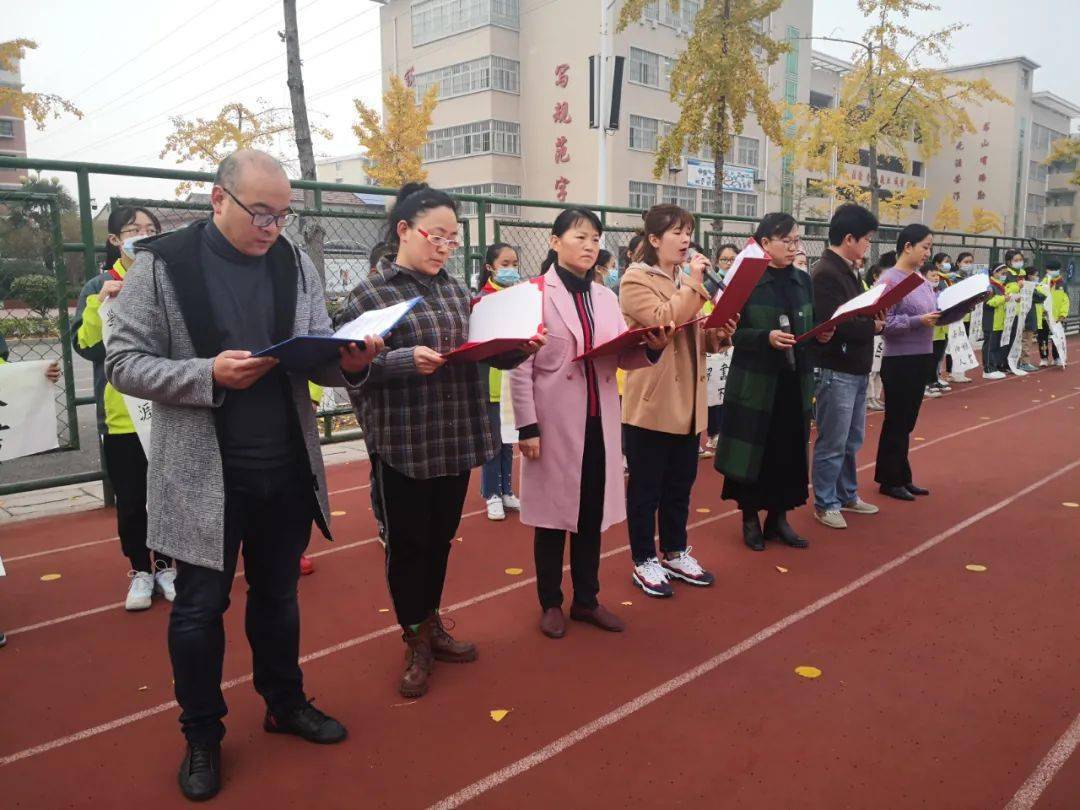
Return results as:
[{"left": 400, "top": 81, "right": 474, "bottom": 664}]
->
[
  {"left": 998, "top": 323, "right": 1017, "bottom": 371},
  {"left": 535, "top": 416, "right": 604, "bottom": 610},
  {"left": 373, "top": 455, "right": 470, "bottom": 629},
  {"left": 101, "top": 432, "right": 170, "bottom": 572},
  {"left": 1037, "top": 323, "right": 1060, "bottom": 361},
  {"left": 625, "top": 424, "right": 700, "bottom": 565},
  {"left": 982, "top": 329, "right": 1003, "bottom": 372},
  {"left": 930, "top": 338, "right": 947, "bottom": 383},
  {"left": 875, "top": 354, "right": 932, "bottom": 488},
  {"left": 169, "top": 464, "right": 314, "bottom": 746}
]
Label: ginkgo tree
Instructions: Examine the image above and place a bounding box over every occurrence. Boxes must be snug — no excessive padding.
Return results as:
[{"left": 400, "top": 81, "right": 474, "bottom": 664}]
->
[
  {"left": 790, "top": 0, "right": 1006, "bottom": 220},
  {"left": 0, "top": 39, "right": 82, "bottom": 129},
  {"left": 616, "top": 0, "right": 787, "bottom": 224},
  {"left": 968, "top": 206, "right": 1004, "bottom": 235},
  {"left": 933, "top": 197, "right": 961, "bottom": 230},
  {"left": 353, "top": 75, "right": 438, "bottom": 188},
  {"left": 1044, "top": 137, "right": 1080, "bottom": 188}
]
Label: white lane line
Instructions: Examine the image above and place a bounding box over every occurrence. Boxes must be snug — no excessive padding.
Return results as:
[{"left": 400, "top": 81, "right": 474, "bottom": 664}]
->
[
  {"left": 1003, "top": 710, "right": 1080, "bottom": 810},
  {"left": 428, "top": 458, "right": 1080, "bottom": 810},
  {"left": 9, "top": 387, "right": 1079, "bottom": 637},
  {"left": 4, "top": 456, "right": 1078, "bottom": 771}
]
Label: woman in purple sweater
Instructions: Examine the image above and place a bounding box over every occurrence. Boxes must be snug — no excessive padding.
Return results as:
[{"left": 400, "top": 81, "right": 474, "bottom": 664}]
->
[{"left": 874, "top": 224, "right": 941, "bottom": 501}]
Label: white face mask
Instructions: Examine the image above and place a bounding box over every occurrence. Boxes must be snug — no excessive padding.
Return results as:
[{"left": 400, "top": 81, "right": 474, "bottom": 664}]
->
[
  {"left": 959, "top": 263, "right": 973, "bottom": 272},
  {"left": 940, "top": 262, "right": 952, "bottom": 272},
  {"left": 1010, "top": 260, "right": 1024, "bottom": 270},
  {"left": 121, "top": 237, "right": 142, "bottom": 258}
]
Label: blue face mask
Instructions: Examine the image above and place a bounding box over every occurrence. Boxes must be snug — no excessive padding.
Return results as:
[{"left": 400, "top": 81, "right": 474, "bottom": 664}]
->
[
  {"left": 605, "top": 268, "right": 619, "bottom": 288},
  {"left": 493, "top": 267, "right": 521, "bottom": 286},
  {"left": 122, "top": 236, "right": 142, "bottom": 258},
  {"left": 1048, "top": 270, "right": 1061, "bottom": 279}
]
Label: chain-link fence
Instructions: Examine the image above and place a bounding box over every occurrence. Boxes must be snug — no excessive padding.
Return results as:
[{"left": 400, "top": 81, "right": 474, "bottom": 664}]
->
[{"left": 0, "top": 191, "right": 80, "bottom": 455}]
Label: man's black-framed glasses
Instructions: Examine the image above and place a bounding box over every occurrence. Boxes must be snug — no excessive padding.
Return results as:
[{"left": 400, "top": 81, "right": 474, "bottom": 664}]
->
[{"left": 222, "top": 187, "right": 296, "bottom": 229}]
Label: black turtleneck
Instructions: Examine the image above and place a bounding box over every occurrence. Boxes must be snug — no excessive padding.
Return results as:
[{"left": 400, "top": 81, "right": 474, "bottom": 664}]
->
[{"left": 202, "top": 219, "right": 299, "bottom": 468}]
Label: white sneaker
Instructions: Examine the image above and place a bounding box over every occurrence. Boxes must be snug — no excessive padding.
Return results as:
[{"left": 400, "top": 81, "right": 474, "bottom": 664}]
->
[
  {"left": 1038, "top": 359, "right": 1048, "bottom": 367},
  {"left": 661, "top": 547, "right": 715, "bottom": 586},
  {"left": 1012, "top": 367, "right": 1028, "bottom": 376},
  {"left": 125, "top": 571, "right": 154, "bottom": 611},
  {"left": 841, "top": 498, "right": 880, "bottom": 515},
  {"left": 486, "top": 495, "right": 506, "bottom": 521},
  {"left": 924, "top": 386, "right": 942, "bottom": 398},
  {"left": 867, "top": 399, "right": 885, "bottom": 411},
  {"left": 936, "top": 378, "right": 953, "bottom": 390},
  {"left": 632, "top": 557, "right": 674, "bottom": 598},
  {"left": 949, "top": 373, "right": 972, "bottom": 384},
  {"left": 814, "top": 509, "right": 847, "bottom": 529},
  {"left": 983, "top": 371, "right": 1006, "bottom": 380},
  {"left": 154, "top": 563, "right": 177, "bottom": 602},
  {"left": 501, "top": 493, "right": 521, "bottom": 511}
]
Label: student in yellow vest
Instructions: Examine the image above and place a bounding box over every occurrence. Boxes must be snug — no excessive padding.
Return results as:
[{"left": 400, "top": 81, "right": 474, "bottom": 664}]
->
[
  {"left": 1037, "top": 260, "right": 1070, "bottom": 367},
  {"left": 72, "top": 206, "right": 172, "bottom": 611},
  {"left": 945, "top": 252, "right": 976, "bottom": 384}
]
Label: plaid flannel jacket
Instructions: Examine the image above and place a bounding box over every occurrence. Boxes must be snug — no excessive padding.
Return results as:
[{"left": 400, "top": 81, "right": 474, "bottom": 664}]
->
[
  {"left": 336, "top": 261, "right": 499, "bottom": 480},
  {"left": 714, "top": 266, "right": 817, "bottom": 483}
]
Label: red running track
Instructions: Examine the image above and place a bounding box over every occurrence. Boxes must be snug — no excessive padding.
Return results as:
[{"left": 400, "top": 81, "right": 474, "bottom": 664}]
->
[{"left": 1, "top": 349, "right": 1079, "bottom": 809}]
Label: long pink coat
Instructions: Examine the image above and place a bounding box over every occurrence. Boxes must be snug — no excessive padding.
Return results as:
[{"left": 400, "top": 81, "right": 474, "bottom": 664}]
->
[{"left": 510, "top": 268, "right": 653, "bottom": 533}]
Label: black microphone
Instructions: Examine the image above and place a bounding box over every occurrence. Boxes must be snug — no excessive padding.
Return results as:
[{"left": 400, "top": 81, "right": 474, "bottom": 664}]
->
[
  {"left": 778, "top": 314, "right": 796, "bottom": 371},
  {"left": 703, "top": 269, "right": 726, "bottom": 299}
]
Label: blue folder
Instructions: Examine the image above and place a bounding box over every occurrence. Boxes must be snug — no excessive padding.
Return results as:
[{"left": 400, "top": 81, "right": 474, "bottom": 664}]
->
[{"left": 253, "top": 335, "right": 367, "bottom": 371}]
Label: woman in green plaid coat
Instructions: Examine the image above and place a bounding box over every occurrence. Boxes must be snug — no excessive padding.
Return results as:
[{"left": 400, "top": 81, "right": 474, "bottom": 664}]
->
[{"left": 714, "top": 213, "right": 833, "bottom": 551}]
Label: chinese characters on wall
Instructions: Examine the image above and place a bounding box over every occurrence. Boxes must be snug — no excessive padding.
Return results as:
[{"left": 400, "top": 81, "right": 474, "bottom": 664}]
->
[{"left": 553, "top": 63, "right": 572, "bottom": 202}]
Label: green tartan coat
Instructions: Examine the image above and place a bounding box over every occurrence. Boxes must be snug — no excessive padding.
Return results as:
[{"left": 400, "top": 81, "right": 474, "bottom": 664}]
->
[{"left": 714, "top": 266, "right": 817, "bottom": 483}]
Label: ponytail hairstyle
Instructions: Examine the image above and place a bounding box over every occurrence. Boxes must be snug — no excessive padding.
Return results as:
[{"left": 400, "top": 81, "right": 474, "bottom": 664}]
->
[
  {"left": 104, "top": 206, "right": 162, "bottom": 270},
  {"left": 541, "top": 207, "right": 604, "bottom": 274},
  {"left": 636, "top": 204, "right": 695, "bottom": 267},
  {"left": 384, "top": 182, "right": 458, "bottom": 254},
  {"left": 479, "top": 242, "right": 514, "bottom": 289}
]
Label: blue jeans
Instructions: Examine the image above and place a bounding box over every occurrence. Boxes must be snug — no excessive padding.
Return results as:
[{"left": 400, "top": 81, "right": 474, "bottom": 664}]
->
[
  {"left": 481, "top": 401, "right": 513, "bottom": 498},
  {"left": 812, "top": 369, "right": 868, "bottom": 512}
]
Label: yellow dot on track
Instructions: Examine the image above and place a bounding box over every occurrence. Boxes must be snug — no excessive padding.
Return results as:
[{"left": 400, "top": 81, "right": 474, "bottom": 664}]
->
[
  {"left": 505, "top": 567, "right": 524, "bottom": 576},
  {"left": 794, "top": 666, "right": 822, "bottom": 679},
  {"left": 914, "top": 437, "right": 925, "bottom": 441},
  {"left": 40, "top": 573, "right": 62, "bottom": 582},
  {"left": 378, "top": 608, "right": 391, "bottom": 613},
  {"left": 621, "top": 601, "right": 633, "bottom": 606},
  {"left": 965, "top": 564, "right": 988, "bottom": 572},
  {"left": 489, "top": 709, "right": 509, "bottom": 723},
  {"left": 1062, "top": 502, "right": 1079, "bottom": 508},
  {"left": 695, "top": 507, "right": 711, "bottom": 514},
  {"left": 331, "top": 510, "right": 346, "bottom": 516},
  {"left": 775, "top": 565, "right": 789, "bottom": 574}
]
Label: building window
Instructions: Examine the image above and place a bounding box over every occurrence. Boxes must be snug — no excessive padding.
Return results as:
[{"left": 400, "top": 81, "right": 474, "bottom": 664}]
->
[
  {"left": 445, "top": 183, "right": 522, "bottom": 217},
  {"left": 411, "top": 0, "right": 520, "bottom": 47},
  {"left": 1029, "top": 160, "right": 1049, "bottom": 184},
  {"left": 911, "top": 160, "right": 923, "bottom": 178},
  {"left": 1027, "top": 192, "right": 1046, "bottom": 220},
  {"left": 736, "top": 136, "right": 759, "bottom": 168},
  {"left": 808, "top": 91, "right": 833, "bottom": 110},
  {"left": 629, "top": 114, "right": 660, "bottom": 152},
  {"left": 0, "top": 120, "right": 15, "bottom": 139},
  {"left": 628, "top": 47, "right": 673, "bottom": 91},
  {"left": 700, "top": 189, "right": 757, "bottom": 217},
  {"left": 423, "top": 120, "right": 520, "bottom": 161},
  {"left": 660, "top": 184, "right": 697, "bottom": 210},
  {"left": 413, "top": 56, "right": 520, "bottom": 101},
  {"left": 629, "top": 181, "right": 657, "bottom": 209},
  {"left": 641, "top": 0, "right": 700, "bottom": 29}
]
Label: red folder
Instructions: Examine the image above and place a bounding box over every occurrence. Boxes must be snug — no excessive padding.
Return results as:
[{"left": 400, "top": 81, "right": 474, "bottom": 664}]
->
[
  {"left": 795, "top": 271, "right": 923, "bottom": 343},
  {"left": 444, "top": 337, "right": 541, "bottom": 364},
  {"left": 573, "top": 320, "right": 701, "bottom": 362},
  {"left": 702, "top": 255, "right": 770, "bottom": 329},
  {"left": 443, "top": 277, "right": 545, "bottom": 364}
]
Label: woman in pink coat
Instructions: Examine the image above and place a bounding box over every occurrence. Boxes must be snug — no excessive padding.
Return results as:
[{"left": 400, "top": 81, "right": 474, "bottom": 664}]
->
[{"left": 510, "top": 208, "right": 671, "bottom": 639}]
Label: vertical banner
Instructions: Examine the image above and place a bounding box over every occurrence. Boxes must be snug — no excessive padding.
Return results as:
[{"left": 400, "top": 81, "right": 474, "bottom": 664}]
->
[
  {"left": 706, "top": 350, "right": 732, "bottom": 407},
  {"left": 0, "top": 361, "right": 59, "bottom": 462},
  {"left": 498, "top": 372, "right": 517, "bottom": 446},
  {"left": 1000, "top": 300, "right": 1017, "bottom": 347},
  {"left": 99, "top": 297, "right": 153, "bottom": 453},
  {"left": 969, "top": 303, "right": 984, "bottom": 345},
  {"left": 871, "top": 335, "right": 884, "bottom": 374},
  {"left": 1044, "top": 289, "right": 1069, "bottom": 367},
  {"left": 946, "top": 322, "right": 979, "bottom": 372}
]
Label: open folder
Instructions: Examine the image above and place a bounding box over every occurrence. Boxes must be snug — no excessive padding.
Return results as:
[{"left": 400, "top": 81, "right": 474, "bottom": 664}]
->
[
  {"left": 573, "top": 320, "right": 699, "bottom": 362},
  {"left": 443, "top": 277, "right": 545, "bottom": 364},
  {"left": 936, "top": 274, "right": 991, "bottom": 325},
  {"left": 702, "top": 239, "right": 770, "bottom": 329},
  {"left": 254, "top": 297, "right": 421, "bottom": 370},
  {"left": 796, "top": 271, "right": 922, "bottom": 343}
]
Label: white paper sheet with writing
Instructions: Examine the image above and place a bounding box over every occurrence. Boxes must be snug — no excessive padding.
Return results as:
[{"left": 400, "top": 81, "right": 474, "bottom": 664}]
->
[
  {"left": 937, "top": 274, "right": 989, "bottom": 313},
  {"left": 946, "top": 322, "right": 979, "bottom": 372},
  {"left": 718, "top": 239, "right": 768, "bottom": 293},
  {"left": 334, "top": 297, "right": 420, "bottom": 343},
  {"left": 871, "top": 335, "right": 884, "bottom": 374},
  {"left": 969, "top": 303, "right": 984, "bottom": 345},
  {"left": 0, "top": 361, "right": 59, "bottom": 462},
  {"left": 706, "top": 350, "right": 732, "bottom": 407},
  {"left": 100, "top": 296, "right": 153, "bottom": 453},
  {"left": 1044, "top": 286, "right": 1069, "bottom": 367},
  {"left": 830, "top": 284, "right": 886, "bottom": 319}
]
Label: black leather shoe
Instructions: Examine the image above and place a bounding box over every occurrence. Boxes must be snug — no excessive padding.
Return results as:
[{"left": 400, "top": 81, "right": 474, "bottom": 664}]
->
[
  {"left": 178, "top": 743, "right": 221, "bottom": 802},
  {"left": 763, "top": 512, "right": 809, "bottom": 548},
  {"left": 264, "top": 700, "right": 347, "bottom": 744},
  {"left": 905, "top": 483, "right": 930, "bottom": 496},
  {"left": 880, "top": 485, "right": 916, "bottom": 501},
  {"left": 743, "top": 514, "right": 765, "bottom": 551}
]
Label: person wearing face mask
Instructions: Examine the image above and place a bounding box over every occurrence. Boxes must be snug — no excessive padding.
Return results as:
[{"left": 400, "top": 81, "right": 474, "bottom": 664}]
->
[
  {"left": 925, "top": 254, "right": 954, "bottom": 397},
  {"left": 595, "top": 249, "right": 619, "bottom": 290},
  {"left": 998, "top": 249, "right": 1027, "bottom": 375},
  {"left": 621, "top": 205, "right": 738, "bottom": 594},
  {"left": 1036, "top": 260, "right": 1070, "bottom": 367},
  {"left": 945, "top": 252, "right": 976, "bottom": 384},
  {"left": 477, "top": 242, "right": 525, "bottom": 520},
  {"left": 981, "top": 264, "right": 1010, "bottom": 380},
  {"left": 71, "top": 206, "right": 175, "bottom": 612}
]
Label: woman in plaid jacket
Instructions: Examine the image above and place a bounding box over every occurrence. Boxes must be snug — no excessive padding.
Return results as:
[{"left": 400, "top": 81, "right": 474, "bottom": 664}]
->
[{"left": 714, "top": 212, "right": 833, "bottom": 551}]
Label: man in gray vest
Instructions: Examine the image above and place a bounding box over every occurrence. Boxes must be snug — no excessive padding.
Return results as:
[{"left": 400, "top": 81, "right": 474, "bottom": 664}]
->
[{"left": 106, "top": 149, "right": 382, "bottom": 801}]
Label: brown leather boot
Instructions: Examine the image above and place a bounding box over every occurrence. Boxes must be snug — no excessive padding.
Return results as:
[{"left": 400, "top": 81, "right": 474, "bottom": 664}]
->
[
  {"left": 430, "top": 613, "right": 478, "bottom": 663},
  {"left": 400, "top": 619, "right": 434, "bottom": 698}
]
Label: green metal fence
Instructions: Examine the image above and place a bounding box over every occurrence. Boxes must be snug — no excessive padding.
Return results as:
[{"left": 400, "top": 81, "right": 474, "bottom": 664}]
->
[{"left": 1, "top": 155, "right": 1078, "bottom": 497}]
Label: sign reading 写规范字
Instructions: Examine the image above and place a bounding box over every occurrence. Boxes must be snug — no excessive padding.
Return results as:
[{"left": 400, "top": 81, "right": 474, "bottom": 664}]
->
[{"left": 686, "top": 159, "right": 756, "bottom": 193}]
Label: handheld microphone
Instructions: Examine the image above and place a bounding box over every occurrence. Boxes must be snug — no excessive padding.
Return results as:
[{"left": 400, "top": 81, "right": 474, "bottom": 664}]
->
[{"left": 778, "top": 314, "right": 796, "bottom": 371}]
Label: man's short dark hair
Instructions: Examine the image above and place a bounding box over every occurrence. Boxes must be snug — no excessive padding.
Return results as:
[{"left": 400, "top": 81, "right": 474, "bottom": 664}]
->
[{"left": 828, "top": 203, "right": 878, "bottom": 247}]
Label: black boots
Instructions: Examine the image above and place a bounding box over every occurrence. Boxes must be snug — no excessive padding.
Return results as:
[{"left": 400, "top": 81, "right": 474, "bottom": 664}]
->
[
  {"left": 742, "top": 511, "right": 765, "bottom": 551},
  {"left": 178, "top": 743, "right": 221, "bottom": 802},
  {"left": 764, "top": 511, "right": 809, "bottom": 549}
]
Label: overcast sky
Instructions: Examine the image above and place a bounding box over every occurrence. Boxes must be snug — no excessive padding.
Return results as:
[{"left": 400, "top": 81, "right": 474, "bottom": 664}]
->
[{"left": 6, "top": 0, "right": 1079, "bottom": 205}]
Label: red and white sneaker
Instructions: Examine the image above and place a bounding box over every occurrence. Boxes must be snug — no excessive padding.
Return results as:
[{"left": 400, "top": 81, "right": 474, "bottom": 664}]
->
[
  {"left": 300, "top": 555, "right": 315, "bottom": 576},
  {"left": 632, "top": 557, "right": 674, "bottom": 598},
  {"left": 661, "top": 547, "right": 715, "bottom": 586}
]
